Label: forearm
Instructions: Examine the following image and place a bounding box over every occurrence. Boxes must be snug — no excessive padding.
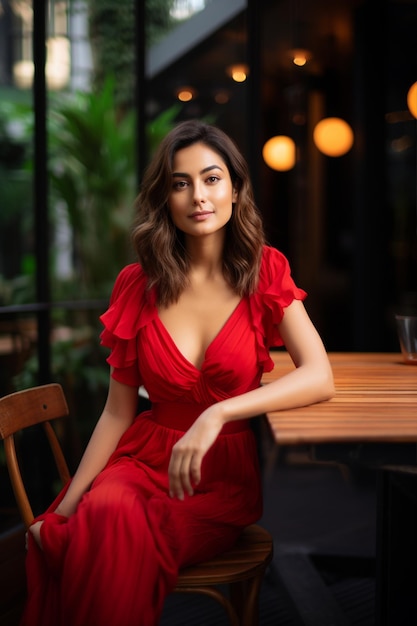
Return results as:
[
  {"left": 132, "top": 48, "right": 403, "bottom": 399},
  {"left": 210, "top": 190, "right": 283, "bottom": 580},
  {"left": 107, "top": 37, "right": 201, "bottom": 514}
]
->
[
  {"left": 218, "top": 359, "right": 335, "bottom": 425},
  {"left": 214, "top": 298, "right": 335, "bottom": 424},
  {"left": 54, "top": 409, "right": 134, "bottom": 517}
]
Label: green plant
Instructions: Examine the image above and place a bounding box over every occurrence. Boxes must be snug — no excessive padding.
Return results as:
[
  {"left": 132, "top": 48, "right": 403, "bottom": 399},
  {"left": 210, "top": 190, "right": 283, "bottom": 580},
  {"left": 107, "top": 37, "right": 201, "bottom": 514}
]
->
[
  {"left": 0, "top": 99, "right": 34, "bottom": 281},
  {"left": 145, "top": 0, "right": 177, "bottom": 46},
  {"left": 49, "top": 76, "right": 137, "bottom": 297},
  {"left": 146, "top": 102, "right": 182, "bottom": 156},
  {"left": 48, "top": 77, "right": 182, "bottom": 297},
  {"left": 87, "top": 0, "right": 177, "bottom": 110},
  {"left": 88, "top": 0, "right": 136, "bottom": 111},
  {"left": 13, "top": 331, "right": 108, "bottom": 394}
]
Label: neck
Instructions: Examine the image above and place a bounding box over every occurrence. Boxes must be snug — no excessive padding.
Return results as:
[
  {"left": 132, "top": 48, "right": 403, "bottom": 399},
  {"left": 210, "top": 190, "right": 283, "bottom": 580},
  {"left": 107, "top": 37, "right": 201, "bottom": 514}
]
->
[{"left": 184, "top": 232, "right": 225, "bottom": 277}]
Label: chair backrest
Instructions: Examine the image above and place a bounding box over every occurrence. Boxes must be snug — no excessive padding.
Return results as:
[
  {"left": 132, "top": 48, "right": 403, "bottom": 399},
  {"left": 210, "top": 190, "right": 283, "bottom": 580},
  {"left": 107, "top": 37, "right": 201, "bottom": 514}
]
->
[{"left": 0, "top": 383, "right": 71, "bottom": 529}]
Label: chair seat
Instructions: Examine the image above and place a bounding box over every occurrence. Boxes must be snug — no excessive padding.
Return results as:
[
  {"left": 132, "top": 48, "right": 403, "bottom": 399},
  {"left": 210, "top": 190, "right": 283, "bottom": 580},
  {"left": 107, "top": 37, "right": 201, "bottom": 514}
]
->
[{"left": 176, "top": 524, "right": 273, "bottom": 587}]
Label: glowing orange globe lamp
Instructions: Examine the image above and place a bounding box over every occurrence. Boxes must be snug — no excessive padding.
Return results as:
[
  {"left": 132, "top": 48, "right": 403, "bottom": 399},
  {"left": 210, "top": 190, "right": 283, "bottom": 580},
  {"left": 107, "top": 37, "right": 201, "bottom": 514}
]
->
[
  {"left": 262, "top": 136, "right": 296, "bottom": 171},
  {"left": 407, "top": 82, "right": 417, "bottom": 119},
  {"left": 313, "top": 117, "right": 354, "bottom": 157}
]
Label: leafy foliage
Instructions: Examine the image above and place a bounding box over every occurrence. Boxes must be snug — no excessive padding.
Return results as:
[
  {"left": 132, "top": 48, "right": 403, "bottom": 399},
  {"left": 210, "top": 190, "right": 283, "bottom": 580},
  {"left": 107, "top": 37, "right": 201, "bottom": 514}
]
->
[
  {"left": 49, "top": 76, "right": 137, "bottom": 296},
  {"left": 88, "top": 0, "right": 135, "bottom": 110},
  {"left": 87, "top": 0, "right": 177, "bottom": 110},
  {"left": 145, "top": 0, "right": 177, "bottom": 46},
  {"left": 0, "top": 100, "right": 34, "bottom": 281},
  {"left": 48, "top": 76, "right": 182, "bottom": 298}
]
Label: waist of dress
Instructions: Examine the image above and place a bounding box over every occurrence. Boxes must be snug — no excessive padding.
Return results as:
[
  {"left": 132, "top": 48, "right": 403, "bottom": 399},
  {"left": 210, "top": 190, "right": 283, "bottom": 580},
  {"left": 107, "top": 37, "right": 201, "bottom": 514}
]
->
[{"left": 150, "top": 402, "right": 250, "bottom": 434}]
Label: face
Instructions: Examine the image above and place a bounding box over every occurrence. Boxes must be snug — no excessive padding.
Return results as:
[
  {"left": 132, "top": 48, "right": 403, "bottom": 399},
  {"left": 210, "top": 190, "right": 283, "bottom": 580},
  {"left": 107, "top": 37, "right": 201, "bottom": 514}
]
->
[{"left": 167, "top": 142, "right": 238, "bottom": 240}]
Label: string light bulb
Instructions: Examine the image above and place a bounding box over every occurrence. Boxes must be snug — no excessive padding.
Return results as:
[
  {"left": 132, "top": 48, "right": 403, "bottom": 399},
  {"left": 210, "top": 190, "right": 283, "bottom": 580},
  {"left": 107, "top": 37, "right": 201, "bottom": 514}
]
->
[
  {"left": 176, "top": 87, "right": 196, "bottom": 102},
  {"left": 290, "top": 48, "right": 312, "bottom": 67},
  {"left": 226, "top": 64, "right": 249, "bottom": 83}
]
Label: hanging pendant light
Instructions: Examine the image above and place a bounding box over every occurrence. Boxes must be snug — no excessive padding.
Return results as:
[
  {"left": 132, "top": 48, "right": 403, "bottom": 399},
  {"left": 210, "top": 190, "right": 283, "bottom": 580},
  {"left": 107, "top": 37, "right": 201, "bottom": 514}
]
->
[
  {"left": 407, "top": 82, "right": 417, "bottom": 119},
  {"left": 313, "top": 117, "right": 354, "bottom": 157},
  {"left": 262, "top": 136, "right": 296, "bottom": 171}
]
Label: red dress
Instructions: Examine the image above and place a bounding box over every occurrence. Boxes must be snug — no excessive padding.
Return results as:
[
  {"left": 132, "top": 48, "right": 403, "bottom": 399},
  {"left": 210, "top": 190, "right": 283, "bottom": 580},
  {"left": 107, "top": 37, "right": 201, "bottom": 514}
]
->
[{"left": 21, "top": 246, "right": 306, "bottom": 626}]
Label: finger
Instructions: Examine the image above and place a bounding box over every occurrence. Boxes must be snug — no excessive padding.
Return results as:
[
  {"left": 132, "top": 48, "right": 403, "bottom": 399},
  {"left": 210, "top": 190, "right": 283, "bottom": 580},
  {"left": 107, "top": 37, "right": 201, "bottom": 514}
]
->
[
  {"left": 179, "top": 454, "right": 195, "bottom": 497},
  {"left": 29, "top": 521, "right": 44, "bottom": 550},
  {"left": 169, "top": 448, "right": 197, "bottom": 499},
  {"left": 189, "top": 452, "right": 202, "bottom": 487},
  {"left": 168, "top": 449, "right": 186, "bottom": 500}
]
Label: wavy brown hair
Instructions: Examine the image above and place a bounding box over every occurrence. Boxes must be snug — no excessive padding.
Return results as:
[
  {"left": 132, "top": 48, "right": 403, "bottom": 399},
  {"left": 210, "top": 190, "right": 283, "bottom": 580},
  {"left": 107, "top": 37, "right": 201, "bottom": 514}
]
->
[{"left": 131, "top": 120, "right": 265, "bottom": 306}]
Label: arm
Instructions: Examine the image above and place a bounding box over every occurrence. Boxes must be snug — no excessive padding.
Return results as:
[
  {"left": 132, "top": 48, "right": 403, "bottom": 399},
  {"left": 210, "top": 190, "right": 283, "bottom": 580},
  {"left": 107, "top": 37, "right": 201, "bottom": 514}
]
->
[
  {"left": 55, "top": 374, "right": 139, "bottom": 517},
  {"left": 219, "top": 299, "right": 335, "bottom": 417},
  {"left": 168, "top": 300, "right": 334, "bottom": 499},
  {"left": 29, "top": 374, "right": 138, "bottom": 547}
]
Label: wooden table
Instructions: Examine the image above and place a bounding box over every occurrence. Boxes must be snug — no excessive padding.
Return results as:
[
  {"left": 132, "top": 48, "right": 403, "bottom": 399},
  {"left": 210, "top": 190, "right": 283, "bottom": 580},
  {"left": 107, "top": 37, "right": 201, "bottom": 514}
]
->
[
  {"left": 262, "top": 352, "right": 417, "bottom": 626},
  {"left": 262, "top": 351, "right": 417, "bottom": 445}
]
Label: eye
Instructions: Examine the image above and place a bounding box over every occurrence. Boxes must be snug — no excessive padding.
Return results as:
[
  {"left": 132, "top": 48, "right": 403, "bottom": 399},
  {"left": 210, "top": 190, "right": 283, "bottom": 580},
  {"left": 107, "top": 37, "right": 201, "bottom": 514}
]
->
[
  {"left": 206, "top": 175, "right": 220, "bottom": 184},
  {"left": 172, "top": 180, "right": 188, "bottom": 190}
]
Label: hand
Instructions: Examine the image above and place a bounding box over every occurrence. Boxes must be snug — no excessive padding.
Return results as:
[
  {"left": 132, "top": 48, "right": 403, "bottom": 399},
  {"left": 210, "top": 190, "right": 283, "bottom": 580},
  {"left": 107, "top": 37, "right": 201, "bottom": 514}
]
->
[
  {"left": 168, "top": 405, "right": 224, "bottom": 500},
  {"left": 29, "top": 520, "right": 44, "bottom": 550}
]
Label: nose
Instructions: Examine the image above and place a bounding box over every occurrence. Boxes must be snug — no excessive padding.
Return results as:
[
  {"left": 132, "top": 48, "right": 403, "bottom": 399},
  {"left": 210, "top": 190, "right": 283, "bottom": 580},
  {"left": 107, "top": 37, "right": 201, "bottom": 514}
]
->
[{"left": 192, "top": 181, "right": 206, "bottom": 205}]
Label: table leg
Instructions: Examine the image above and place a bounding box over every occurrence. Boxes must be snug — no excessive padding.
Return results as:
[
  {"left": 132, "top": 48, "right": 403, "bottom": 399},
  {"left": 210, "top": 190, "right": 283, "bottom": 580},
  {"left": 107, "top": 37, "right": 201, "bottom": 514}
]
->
[{"left": 376, "top": 469, "right": 417, "bottom": 626}]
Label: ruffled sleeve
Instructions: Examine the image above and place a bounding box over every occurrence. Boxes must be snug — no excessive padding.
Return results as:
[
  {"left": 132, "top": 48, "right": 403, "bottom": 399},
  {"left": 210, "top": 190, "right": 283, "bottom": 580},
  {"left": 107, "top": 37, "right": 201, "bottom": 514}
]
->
[
  {"left": 249, "top": 246, "right": 307, "bottom": 372},
  {"left": 99, "top": 264, "right": 156, "bottom": 387}
]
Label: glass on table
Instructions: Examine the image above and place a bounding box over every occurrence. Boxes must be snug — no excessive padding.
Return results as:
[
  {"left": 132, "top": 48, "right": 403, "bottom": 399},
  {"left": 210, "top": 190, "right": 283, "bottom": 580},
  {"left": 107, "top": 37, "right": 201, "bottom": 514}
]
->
[{"left": 395, "top": 314, "right": 417, "bottom": 365}]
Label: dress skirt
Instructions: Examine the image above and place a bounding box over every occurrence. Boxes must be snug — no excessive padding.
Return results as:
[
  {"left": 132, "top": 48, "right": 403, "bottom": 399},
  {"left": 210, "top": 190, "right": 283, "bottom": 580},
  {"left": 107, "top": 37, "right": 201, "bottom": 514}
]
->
[{"left": 21, "top": 410, "right": 262, "bottom": 626}]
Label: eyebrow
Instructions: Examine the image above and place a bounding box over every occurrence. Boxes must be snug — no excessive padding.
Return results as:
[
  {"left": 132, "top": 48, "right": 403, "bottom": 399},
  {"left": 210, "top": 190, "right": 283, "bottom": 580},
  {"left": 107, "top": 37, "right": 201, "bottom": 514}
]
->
[{"left": 172, "top": 165, "right": 224, "bottom": 178}]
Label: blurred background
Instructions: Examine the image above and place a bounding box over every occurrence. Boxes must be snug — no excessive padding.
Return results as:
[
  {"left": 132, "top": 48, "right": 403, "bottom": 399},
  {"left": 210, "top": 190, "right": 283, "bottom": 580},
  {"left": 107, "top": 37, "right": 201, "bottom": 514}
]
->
[{"left": 0, "top": 0, "right": 416, "bottom": 542}]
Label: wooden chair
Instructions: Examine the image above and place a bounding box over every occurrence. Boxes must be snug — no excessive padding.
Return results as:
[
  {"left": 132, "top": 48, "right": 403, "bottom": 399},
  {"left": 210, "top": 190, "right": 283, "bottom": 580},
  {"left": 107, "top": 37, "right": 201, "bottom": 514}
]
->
[{"left": 0, "top": 383, "right": 274, "bottom": 626}]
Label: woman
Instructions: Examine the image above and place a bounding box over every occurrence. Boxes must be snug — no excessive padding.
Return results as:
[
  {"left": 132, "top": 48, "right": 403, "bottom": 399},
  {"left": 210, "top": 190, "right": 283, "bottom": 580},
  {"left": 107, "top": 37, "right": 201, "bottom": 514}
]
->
[{"left": 23, "top": 120, "right": 334, "bottom": 626}]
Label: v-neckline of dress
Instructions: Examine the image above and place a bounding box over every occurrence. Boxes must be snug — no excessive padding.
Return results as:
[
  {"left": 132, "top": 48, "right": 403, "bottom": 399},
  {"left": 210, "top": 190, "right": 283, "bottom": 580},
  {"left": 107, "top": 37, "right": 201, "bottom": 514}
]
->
[{"left": 155, "top": 298, "right": 245, "bottom": 372}]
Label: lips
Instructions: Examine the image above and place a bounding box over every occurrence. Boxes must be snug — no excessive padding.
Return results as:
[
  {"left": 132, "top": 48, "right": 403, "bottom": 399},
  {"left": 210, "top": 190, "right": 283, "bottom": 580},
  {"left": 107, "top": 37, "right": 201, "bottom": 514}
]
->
[{"left": 189, "top": 211, "right": 214, "bottom": 218}]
